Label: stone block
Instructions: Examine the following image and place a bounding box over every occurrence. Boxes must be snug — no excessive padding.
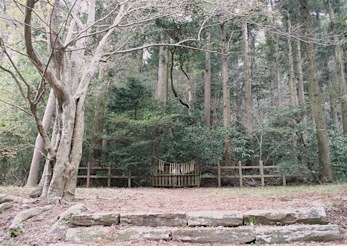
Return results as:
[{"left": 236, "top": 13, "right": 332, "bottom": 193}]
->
[
  {"left": 187, "top": 211, "right": 243, "bottom": 227},
  {"left": 244, "top": 207, "right": 328, "bottom": 225},
  {"left": 172, "top": 227, "right": 256, "bottom": 244},
  {"left": 70, "top": 212, "right": 120, "bottom": 226},
  {"left": 66, "top": 226, "right": 171, "bottom": 242},
  {"left": 255, "top": 224, "right": 342, "bottom": 244},
  {"left": 120, "top": 212, "right": 187, "bottom": 227}
]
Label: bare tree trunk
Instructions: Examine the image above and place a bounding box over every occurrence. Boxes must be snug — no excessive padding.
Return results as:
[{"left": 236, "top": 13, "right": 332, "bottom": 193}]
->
[
  {"left": 220, "top": 22, "right": 232, "bottom": 166},
  {"left": 287, "top": 17, "right": 298, "bottom": 107},
  {"left": 23, "top": 0, "right": 128, "bottom": 202},
  {"left": 184, "top": 64, "right": 193, "bottom": 107},
  {"left": 296, "top": 40, "right": 308, "bottom": 144},
  {"left": 268, "top": 1, "right": 282, "bottom": 107},
  {"left": 88, "top": 90, "right": 107, "bottom": 169},
  {"left": 87, "top": 67, "right": 108, "bottom": 174},
  {"left": 242, "top": 20, "right": 253, "bottom": 141},
  {"left": 299, "top": 0, "right": 332, "bottom": 182},
  {"left": 323, "top": 56, "right": 339, "bottom": 129},
  {"left": 41, "top": 116, "right": 60, "bottom": 198},
  {"left": 287, "top": 14, "right": 298, "bottom": 148},
  {"left": 26, "top": 89, "right": 56, "bottom": 187},
  {"left": 275, "top": 40, "right": 283, "bottom": 106},
  {"left": 327, "top": 0, "right": 347, "bottom": 134},
  {"left": 204, "top": 33, "right": 212, "bottom": 126},
  {"left": 156, "top": 45, "right": 169, "bottom": 102}
]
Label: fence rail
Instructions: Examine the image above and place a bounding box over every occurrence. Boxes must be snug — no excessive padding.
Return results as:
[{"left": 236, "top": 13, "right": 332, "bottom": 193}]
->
[
  {"left": 201, "top": 161, "right": 290, "bottom": 187},
  {"left": 78, "top": 161, "right": 294, "bottom": 188},
  {"left": 78, "top": 163, "right": 134, "bottom": 188}
]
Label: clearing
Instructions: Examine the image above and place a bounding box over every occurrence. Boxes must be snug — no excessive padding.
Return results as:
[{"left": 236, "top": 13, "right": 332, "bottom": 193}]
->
[{"left": 0, "top": 184, "right": 346, "bottom": 245}]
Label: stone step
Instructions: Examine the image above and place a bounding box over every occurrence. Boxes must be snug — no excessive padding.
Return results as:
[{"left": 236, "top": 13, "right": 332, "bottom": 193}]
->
[
  {"left": 69, "top": 207, "right": 327, "bottom": 227},
  {"left": 66, "top": 224, "right": 342, "bottom": 244}
]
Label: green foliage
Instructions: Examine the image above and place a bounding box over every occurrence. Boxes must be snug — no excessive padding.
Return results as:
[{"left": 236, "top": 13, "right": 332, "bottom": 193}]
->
[
  {"left": 108, "top": 77, "right": 150, "bottom": 120},
  {"left": 9, "top": 227, "right": 23, "bottom": 238},
  {"left": 329, "top": 131, "right": 347, "bottom": 181},
  {"left": 0, "top": 74, "right": 37, "bottom": 185},
  {"left": 251, "top": 105, "right": 318, "bottom": 181},
  {"left": 104, "top": 78, "right": 226, "bottom": 180},
  {"left": 3, "top": 0, "right": 346, "bottom": 187},
  {"left": 244, "top": 216, "right": 258, "bottom": 226}
]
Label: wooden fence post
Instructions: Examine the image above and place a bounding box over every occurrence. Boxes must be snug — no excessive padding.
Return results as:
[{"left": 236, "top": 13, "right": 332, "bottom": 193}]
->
[
  {"left": 128, "top": 173, "right": 131, "bottom": 188},
  {"left": 217, "top": 164, "right": 221, "bottom": 188},
  {"left": 238, "top": 161, "right": 243, "bottom": 187},
  {"left": 259, "top": 160, "right": 265, "bottom": 187},
  {"left": 282, "top": 174, "right": 287, "bottom": 186},
  {"left": 107, "top": 166, "right": 111, "bottom": 188},
  {"left": 86, "top": 162, "right": 90, "bottom": 188}
]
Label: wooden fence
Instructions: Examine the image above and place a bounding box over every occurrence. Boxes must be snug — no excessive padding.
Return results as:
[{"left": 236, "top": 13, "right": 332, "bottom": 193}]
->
[
  {"left": 78, "top": 161, "right": 294, "bottom": 188},
  {"left": 202, "top": 161, "right": 290, "bottom": 187},
  {"left": 77, "top": 163, "right": 135, "bottom": 188}
]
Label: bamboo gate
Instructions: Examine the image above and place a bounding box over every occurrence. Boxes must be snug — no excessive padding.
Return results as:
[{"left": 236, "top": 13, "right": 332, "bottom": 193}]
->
[{"left": 151, "top": 159, "right": 200, "bottom": 187}]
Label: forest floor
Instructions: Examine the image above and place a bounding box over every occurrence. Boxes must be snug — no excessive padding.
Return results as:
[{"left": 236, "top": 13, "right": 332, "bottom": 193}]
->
[{"left": 0, "top": 184, "right": 346, "bottom": 246}]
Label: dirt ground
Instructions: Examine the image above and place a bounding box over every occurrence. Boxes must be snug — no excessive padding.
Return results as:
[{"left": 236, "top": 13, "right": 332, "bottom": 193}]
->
[{"left": 0, "top": 184, "right": 346, "bottom": 246}]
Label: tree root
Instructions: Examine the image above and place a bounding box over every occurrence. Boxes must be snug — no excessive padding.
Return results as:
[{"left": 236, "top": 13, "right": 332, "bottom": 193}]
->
[
  {"left": 9, "top": 205, "right": 53, "bottom": 237},
  {"left": 29, "top": 186, "right": 43, "bottom": 198},
  {"left": 0, "top": 202, "right": 13, "bottom": 213}
]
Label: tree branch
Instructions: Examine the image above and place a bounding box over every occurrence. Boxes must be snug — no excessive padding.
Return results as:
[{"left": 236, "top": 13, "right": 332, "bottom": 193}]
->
[
  {"left": 0, "top": 98, "right": 32, "bottom": 116},
  {"left": 24, "top": 0, "right": 67, "bottom": 104}
]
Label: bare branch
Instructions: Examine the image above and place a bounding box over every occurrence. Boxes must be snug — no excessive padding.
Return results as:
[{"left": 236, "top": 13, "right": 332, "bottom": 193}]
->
[
  {"left": 103, "top": 41, "right": 229, "bottom": 62},
  {"left": 24, "top": 0, "right": 67, "bottom": 104},
  {"left": 12, "top": 0, "right": 50, "bottom": 29},
  {"left": 1, "top": 42, "right": 33, "bottom": 97},
  {"left": 64, "top": 1, "right": 118, "bottom": 48},
  {"left": 0, "top": 65, "right": 27, "bottom": 100},
  {"left": 0, "top": 98, "right": 32, "bottom": 116},
  {"left": 74, "top": 4, "right": 126, "bottom": 100}
]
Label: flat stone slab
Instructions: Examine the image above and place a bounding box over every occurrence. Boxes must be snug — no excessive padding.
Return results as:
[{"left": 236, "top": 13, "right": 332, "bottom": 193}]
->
[
  {"left": 172, "top": 227, "right": 256, "bottom": 244},
  {"left": 256, "top": 224, "right": 342, "bottom": 244},
  {"left": 120, "top": 212, "right": 187, "bottom": 227},
  {"left": 66, "top": 226, "right": 171, "bottom": 242},
  {"left": 70, "top": 213, "right": 120, "bottom": 226},
  {"left": 244, "top": 207, "right": 328, "bottom": 225},
  {"left": 65, "top": 224, "right": 342, "bottom": 244},
  {"left": 187, "top": 211, "right": 243, "bottom": 227}
]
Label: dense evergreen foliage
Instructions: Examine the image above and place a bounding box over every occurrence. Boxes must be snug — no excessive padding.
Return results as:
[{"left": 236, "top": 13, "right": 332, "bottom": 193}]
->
[{"left": 0, "top": 0, "right": 346, "bottom": 188}]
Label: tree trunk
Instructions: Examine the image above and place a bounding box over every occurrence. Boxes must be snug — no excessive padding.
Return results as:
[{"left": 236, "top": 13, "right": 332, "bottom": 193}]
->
[
  {"left": 275, "top": 39, "right": 283, "bottom": 106},
  {"left": 287, "top": 17, "right": 298, "bottom": 107},
  {"left": 296, "top": 39, "right": 308, "bottom": 144},
  {"left": 220, "top": 22, "right": 232, "bottom": 166},
  {"left": 242, "top": 20, "right": 253, "bottom": 141},
  {"left": 327, "top": 0, "right": 347, "bottom": 134},
  {"left": 23, "top": 0, "right": 130, "bottom": 202},
  {"left": 326, "top": 62, "right": 339, "bottom": 129},
  {"left": 87, "top": 68, "right": 108, "bottom": 175},
  {"left": 299, "top": 0, "right": 333, "bottom": 182},
  {"left": 204, "top": 33, "right": 212, "bottom": 126},
  {"left": 88, "top": 90, "right": 107, "bottom": 171},
  {"left": 41, "top": 117, "right": 60, "bottom": 198},
  {"left": 182, "top": 64, "right": 192, "bottom": 108},
  {"left": 26, "top": 89, "right": 56, "bottom": 187},
  {"left": 287, "top": 14, "right": 298, "bottom": 148},
  {"left": 156, "top": 45, "right": 169, "bottom": 102},
  {"left": 268, "top": 1, "right": 282, "bottom": 107}
]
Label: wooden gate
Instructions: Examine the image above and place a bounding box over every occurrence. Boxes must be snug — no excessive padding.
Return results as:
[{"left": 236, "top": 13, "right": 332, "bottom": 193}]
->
[{"left": 152, "top": 159, "right": 200, "bottom": 187}]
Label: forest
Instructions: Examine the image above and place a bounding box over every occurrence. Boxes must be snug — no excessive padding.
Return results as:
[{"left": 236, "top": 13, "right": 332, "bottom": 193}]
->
[{"left": 0, "top": 0, "right": 346, "bottom": 202}]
